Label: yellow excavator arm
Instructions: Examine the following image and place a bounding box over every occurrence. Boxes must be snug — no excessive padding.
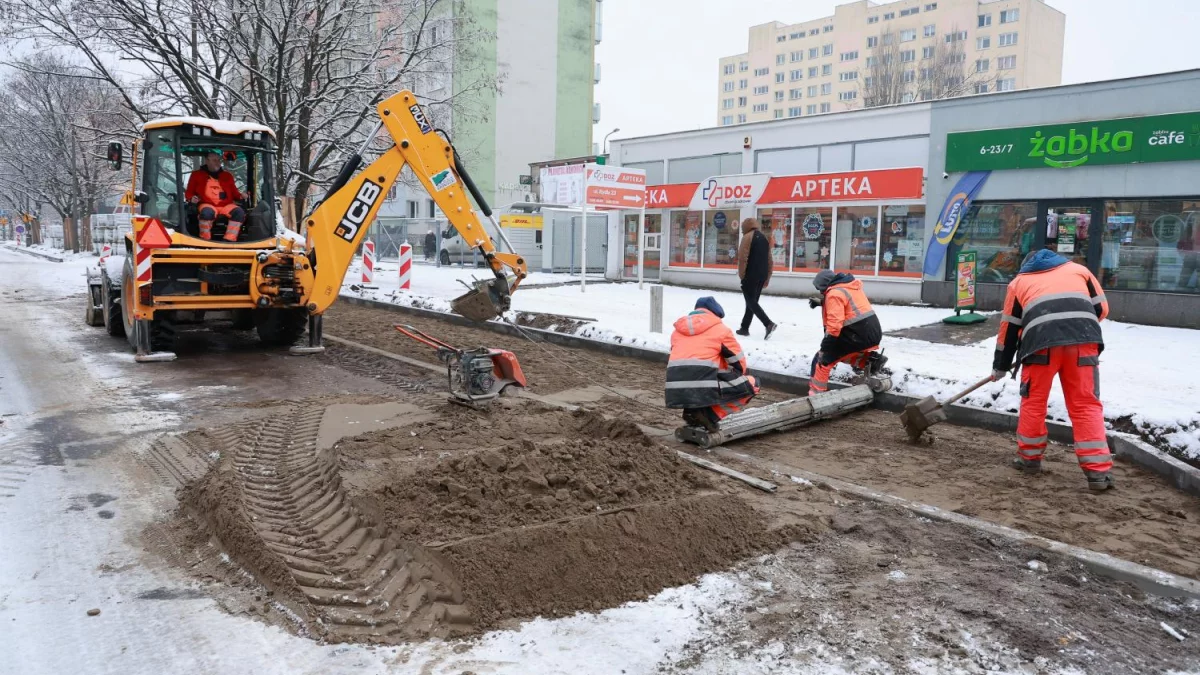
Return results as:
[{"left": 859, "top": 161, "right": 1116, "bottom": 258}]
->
[{"left": 304, "top": 90, "right": 527, "bottom": 322}]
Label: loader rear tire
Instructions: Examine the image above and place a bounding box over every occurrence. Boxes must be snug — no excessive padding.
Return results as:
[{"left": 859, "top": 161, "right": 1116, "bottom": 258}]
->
[
  {"left": 85, "top": 284, "right": 104, "bottom": 327},
  {"left": 102, "top": 266, "right": 125, "bottom": 338},
  {"left": 254, "top": 308, "right": 307, "bottom": 347},
  {"left": 230, "top": 309, "right": 256, "bottom": 331},
  {"left": 122, "top": 257, "right": 138, "bottom": 349}
]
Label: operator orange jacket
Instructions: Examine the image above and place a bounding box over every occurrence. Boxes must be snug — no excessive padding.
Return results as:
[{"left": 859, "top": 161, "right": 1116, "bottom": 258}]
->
[
  {"left": 185, "top": 169, "right": 243, "bottom": 207},
  {"left": 665, "top": 309, "right": 756, "bottom": 409},
  {"left": 993, "top": 253, "right": 1109, "bottom": 372}
]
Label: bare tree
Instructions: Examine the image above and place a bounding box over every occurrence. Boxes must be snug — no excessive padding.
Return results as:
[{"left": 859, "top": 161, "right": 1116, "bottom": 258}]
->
[{"left": 858, "top": 26, "right": 998, "bottom": 108}]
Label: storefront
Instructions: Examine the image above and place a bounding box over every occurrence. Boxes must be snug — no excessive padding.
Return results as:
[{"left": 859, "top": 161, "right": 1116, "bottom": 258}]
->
[
  {"left": 924, "top": 71, "right": 1200, "bottom": 327},
  {"left": 621, "top": 167, "right": 926, "bottom": 302}
]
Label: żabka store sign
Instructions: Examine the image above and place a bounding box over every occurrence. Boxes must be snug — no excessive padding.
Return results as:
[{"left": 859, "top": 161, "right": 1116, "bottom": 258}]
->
[{"left": 646, "top": 167, "right": 924, "bottom": 209}]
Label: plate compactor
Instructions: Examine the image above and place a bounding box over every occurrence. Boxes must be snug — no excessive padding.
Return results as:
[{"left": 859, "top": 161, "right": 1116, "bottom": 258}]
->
[
  {"left": 396, "top": 325, "right": 526, "bottom": 408},
  {"left": 676, "top": 372, "right": 891, "bottom": 450}
]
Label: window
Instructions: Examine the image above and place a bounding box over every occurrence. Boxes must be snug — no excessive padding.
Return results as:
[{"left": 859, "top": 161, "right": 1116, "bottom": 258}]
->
[
  {"left": 788, "top": 106, "right": 802, "bottom": 117},
  {"left": 883, "top": 12, "right": 895, "bottom": 20},
  {"left": 669, "top": 211, "right": 701, "bottom": 265},
  {"left": 739, "top": 79, "right": 748, "bottom": 89},
  {"left": 900, "top": 29, "right": 916, "bottom": 42},
  {"left": 753, "top": 103, "right": 769, "bottom": 112},
  {"left": 791, "top": 51, "right": 803, "bottom": 62},
  {"left": 754, "top": 67, "right": 770, "bottom": 77},
  {"left": 142, "top": 133, "right": 182, "bottom": 228},
  {"left": 922, "top": 46, "right": 935, "bottom": 59},
  {"left": 998, "top": 55, "right": 1016, "bottom": 70},
  {"left": 809, "top": 47, "right": 819, "bottom": 59},
  {"left": 723, "top": 81, "right": 735, "bottom": 92},
  {"left": 840, "top": 51, "right": 859, "bottom": 61},
  {"left": 806, "top": 104, "right": 818, "bottom": 114},
  {"left": 754, "top": 85, "right": 769, "bottom": 95},
  {"left": 949, "top": 52, "right": 966, "bottom": 64},
  {"left": 790, "top": 31, "right": 803, "bottom": 39},
  {"left": 775, "top": 90, "right": 785, "bottom": 101},
  {"left": 792, "top": 206, "right": 832, "bottom": 271},
  {"left": 776, "top": 72, "right": 785, "bottom": 83},
  {"left": 945, "top": 30, "right": 967, "bottom": 43},
  {"left": 807, "top": 85, "right": 818, "bottom": 97},
  {"left": 737, "top": 113, "right": 747, "bottom": 123},
  {"left": 866, "top": 56, "right": 878, "bottom": 67},
  {"left": 1100, "top": 199, "right": 1200, "bottom": 294},
  {"left": 776, "top": 54, "right": 786, "bottom": 65},
  {"left": 919, "top": 67, "right": 933, "bottom": 81},
  {"left": 790, "top": 88, "right": 803, "bottom": 99},
  {"left": 864, "top": 76, "right": 874, "bottom": 88},
  {"left": 997, "top": 78, "right": 1016, "bottom": 91},
  {"left": 809, "top": 28, "right": 820, "bottom": 36},
  {"left": 924, "top": 2, "right": 937, "bottom": 9},
  {"left": 924, "top": 24, "right": 936, "bottom": 37},
  {"left": 739, "top": 61, "right": 749, "bottom": 71},
  {"left": 900, "top": 7, "right": 919, "bottom": 16},
  {"left": 1000, "top": 9, "right": 1019, "bottom": 23},
  {"left": 723, "top": 64, "right": 735, "bottom": 75},
  {"left": 809, "top": 66, "right": 818, "bottom": 78},
  {"left": 722, "top": 98, "right": 734, "bottom": 109},
  {"left": 867, "top": 36, "right": 878, "bottom": 48},
  {"left": 903, "top": 69, "right": 916, "bottom": 83},
  {"left": 407, "top": 200, "right": 419, "bottom": 218},
  {"left": 822, "top": 64, "right": 833, "bottom": 76},
  {"left": 840, "top": 71, "right": 859, "bottom": 81},
  {"left": 774, "top": 109, "right": 784, "bottom": 119},
  {"left": 704, "top": 209, "right": 741, "bottom": 268},
  {"left": 975, "top": 58, "right": 990, "bottom": 72},
  {"left": 820, "top": 83, "right": 832, "bottom": 95},
  {"left": 945, "top": 202, "right": 1038, "bottom": 284},
  {"left": 977, "top": 36, "right": 991, "bottom": 49},
  {"left": 878, "top": 205, "right": 926, "bottom": 276},
  {"left": 999, "top": 32, "right": 1018, "bottom": 47},
  {"left": 835, "top": 206, "right": 880, "bottom": 274},
  {"left": 721, "top": 116, "right": 733, "bottom": 126},
  {"left": 823, "top": 44, "right": 834, "bottom": 56},
  {"left": 973, "top": 82, "right": 990, "bottom": 94},
  {"left": 838, "top": 91, "right": 858, "bottom": 102},
  {"left": 791, "top": 69, "right": 803, "bottom": 81},
  {"left": 777, "top": 35, "right": 787, "bottom": 43},
  {"left": 868, "top": 15, "right": 879, "bottom": 24},
  {"left": 737, "top": 96, "right": 747, "bottom": 106},
  {"left": 900, "top": 49, "right": 916, "bottom": 62},
  {"left": 978, "top": 14, "right": 991, "bottom": 27},
  {"left": 755, "top": 209, "right": 792, "bottom": 271},
  {"left": 882, "top": 33, "right": 895, "bottom": 45},
  {"left": 823, "top": 24, "right": 833, "bottom": 33}
]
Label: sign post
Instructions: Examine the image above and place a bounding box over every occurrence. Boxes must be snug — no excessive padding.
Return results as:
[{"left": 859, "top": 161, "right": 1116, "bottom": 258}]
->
[{"left": 943, "top": 250, "right": 987, "bottom": 325}]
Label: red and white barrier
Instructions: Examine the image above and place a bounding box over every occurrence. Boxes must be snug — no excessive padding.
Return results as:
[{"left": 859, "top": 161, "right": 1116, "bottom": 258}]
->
[
  {"left": 398, "top": 242, "right": 412, "bottom": 290},
  {"left": 99, "top": 244, "right": 112, "bottom": 264},
  {"left": 361, "top": 240, "right": 375, "bottom": 284}
]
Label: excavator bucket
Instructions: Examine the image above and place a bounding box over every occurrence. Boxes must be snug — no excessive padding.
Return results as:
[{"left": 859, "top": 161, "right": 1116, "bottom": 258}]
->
[{"left": 451, "top": 275, "right": 513, "bottom": 323}]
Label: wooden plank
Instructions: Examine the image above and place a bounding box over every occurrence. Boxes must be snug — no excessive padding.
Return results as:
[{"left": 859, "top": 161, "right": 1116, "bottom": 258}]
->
[{"left": 676, "top": 450, "right": 777, "bottom": 493}]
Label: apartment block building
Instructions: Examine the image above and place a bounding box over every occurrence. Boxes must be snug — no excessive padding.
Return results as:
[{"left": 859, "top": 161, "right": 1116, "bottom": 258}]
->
[{"left": 717, "top": 0, "right": 1064, "bottom": 126}]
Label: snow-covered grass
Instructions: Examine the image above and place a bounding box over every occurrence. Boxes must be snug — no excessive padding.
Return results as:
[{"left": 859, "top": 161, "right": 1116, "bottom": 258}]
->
[{"left": 342, "top": 258, "right": 1200, "bottom": 460}]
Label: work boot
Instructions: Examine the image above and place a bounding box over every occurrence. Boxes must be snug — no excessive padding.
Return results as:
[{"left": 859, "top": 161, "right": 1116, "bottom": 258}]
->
[
  {"left": 735, "top": 328, "right": 750, "bottom": 337},
  {"left": 1012, "top": 457, "right": 1043, "bottom": 473},
  {"left": 867, "top": 351, "right": 889, "bottom": 375},
  {"left": 223, "top": 221, "right": 243, "bottom": 242},
  {"left": 683, "top": 409, "right": 719, "bottom": 432},
  {"left": 1087, "top": 472, "right": 1115, "bottom": 493},
  {"left": 199, "top": 221, "right": 213, "bottom": 240},
  {"left": 764, "top": 323, "right": 778, "bottom": 341}
]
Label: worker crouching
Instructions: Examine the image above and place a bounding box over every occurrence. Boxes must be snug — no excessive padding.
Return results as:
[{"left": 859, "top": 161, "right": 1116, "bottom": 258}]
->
[
  {"left": 808, "top": 270, "right": 886, "bottom": 395},
  {"left": 666, "top": 297, "right": 760, "bottom": 432},
  {"left": 993, "top": 250, "right": 1112, "bottom": 492}
]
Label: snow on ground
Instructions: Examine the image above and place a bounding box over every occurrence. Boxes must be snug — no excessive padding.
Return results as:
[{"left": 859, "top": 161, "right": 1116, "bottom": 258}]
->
[
  {"left": 0, "top": 243, "right": 95, "bottom": 300},
  {"left": 344, "top": 258, "right": 1200, "bottom": 459}
]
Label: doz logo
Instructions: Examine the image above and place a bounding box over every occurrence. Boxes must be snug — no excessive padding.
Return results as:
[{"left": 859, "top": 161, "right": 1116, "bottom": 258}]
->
[{"left": 701, "top": 179, "right": 754, "bottom": 208}]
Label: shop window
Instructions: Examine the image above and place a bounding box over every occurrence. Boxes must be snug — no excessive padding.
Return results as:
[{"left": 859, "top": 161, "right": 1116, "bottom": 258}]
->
[
  {"left": 946, "top": 201, "right": 1038, "bottom": 284},
  {"left": 834, "top": 206, "right": 879, "bottom": 274},
  {"left": 757, "top": 208, "right": 792, "bottom": 270},
  {"left": 791, "top": 206, "right": 833, "bottom": 273},
  {"left": 879, "top": 205, "right": 926, "bottom": 277},
  {"left": 668, "top": 210, "right": 702, "bottom": 267},
  {"left": 1101, "top": 199, "right": 1200, "bottom": 294},
  {"left": 703, "top": 210, "right": 741, "bottom": 269}
]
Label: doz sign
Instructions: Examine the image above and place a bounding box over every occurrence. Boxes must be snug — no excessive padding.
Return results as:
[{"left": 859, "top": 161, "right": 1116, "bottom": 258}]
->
[
  {"left": 689, "top": 174, "right": 771, "bottom": 210},
  {"left": 585, "top": 164, "right": 647, "bottom": 209}
]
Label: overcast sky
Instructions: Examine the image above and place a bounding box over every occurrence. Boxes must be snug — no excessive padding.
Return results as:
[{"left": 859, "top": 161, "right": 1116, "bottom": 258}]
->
[{"left": 593, "top": 0, "right": 1200, "bottom": 145}]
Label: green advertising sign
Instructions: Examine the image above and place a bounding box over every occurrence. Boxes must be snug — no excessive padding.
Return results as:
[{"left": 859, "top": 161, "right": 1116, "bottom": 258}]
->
[{"left": 945, "top": 111, "right": 1200, "bottom": 172}]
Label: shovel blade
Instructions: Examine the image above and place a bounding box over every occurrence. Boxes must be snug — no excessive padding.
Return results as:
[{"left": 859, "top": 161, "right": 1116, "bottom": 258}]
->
[
  {"left": 900, "top": 395, "right": 946, "bottom": 441},
  {"left": 451, "top": 276, "right": 512, "bottom": 323}
]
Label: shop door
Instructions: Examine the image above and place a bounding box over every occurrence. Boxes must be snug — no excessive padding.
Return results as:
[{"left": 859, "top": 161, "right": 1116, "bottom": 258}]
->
[
  {"left": 621, "top": 213, "right": 662, "bottom": 280},
  {"left": 1042, "top": 202, "right": 1103, "bottom": 273}
]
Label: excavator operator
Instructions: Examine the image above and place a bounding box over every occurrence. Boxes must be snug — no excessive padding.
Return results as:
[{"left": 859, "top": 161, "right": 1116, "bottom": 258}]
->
[
  {"left": 665, "top": 297, "right": 760, "bottom": 432},
  {"left": 186, "top": 150, "right": 245, "bottom": 242}
]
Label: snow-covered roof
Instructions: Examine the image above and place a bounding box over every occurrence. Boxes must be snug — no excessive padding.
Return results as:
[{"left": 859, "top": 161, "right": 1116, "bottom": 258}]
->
[{"left": 142, "top": 116, "right": 275, "bottom": 138}]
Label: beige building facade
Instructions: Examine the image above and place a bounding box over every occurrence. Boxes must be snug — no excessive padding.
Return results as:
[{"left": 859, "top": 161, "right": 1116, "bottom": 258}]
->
[{"left": 718, "top": 0, "right": 1064, "bottom": 126}]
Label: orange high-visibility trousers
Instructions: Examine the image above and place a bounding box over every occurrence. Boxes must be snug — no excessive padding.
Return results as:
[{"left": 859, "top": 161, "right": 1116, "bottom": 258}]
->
[
  {"left": 1017, "top": 344, "right": 1110, "bottom": 476},
  {"left": 809, "top": 349, "right": 875, "bottom": 394},
  {"left": 198, "top": 203, "right": 246, "bottom": 241},
  {"left": 710, "top": 375, "right": 760, "bottom": 419}
]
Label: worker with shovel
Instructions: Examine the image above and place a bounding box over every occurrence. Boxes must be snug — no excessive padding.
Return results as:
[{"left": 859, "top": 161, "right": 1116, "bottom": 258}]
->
[
  {"left": 993, "top": 249, "right": 1111, "bottom": 492},
  {"left": 666, "top": 297, "right": 760, "bottom": 432},
  {"left": 808, "top": 270, "right": 887, "bottom": 395}
]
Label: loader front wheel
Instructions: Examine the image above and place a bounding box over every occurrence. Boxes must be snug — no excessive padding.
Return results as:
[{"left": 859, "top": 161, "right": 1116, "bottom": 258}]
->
[
  {"left": 121, "top": 258, "right": 137, "bottom": 349},
  {"left": 102, "top": 268, "right": 125, "bottom": 338},
  {"left": 254, "top": 308, "right": 307, "bottom": 347},
  {"left": 230, "top": 309, "right": 256, "bottom": 331},
  {"left": 85, "top": 284, "right": 103, "bottom": 327}
]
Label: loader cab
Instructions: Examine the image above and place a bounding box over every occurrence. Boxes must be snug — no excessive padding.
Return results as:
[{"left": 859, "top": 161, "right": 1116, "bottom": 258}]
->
[{"left": 139, "top": 117, "right": 278, "bottom": 244}]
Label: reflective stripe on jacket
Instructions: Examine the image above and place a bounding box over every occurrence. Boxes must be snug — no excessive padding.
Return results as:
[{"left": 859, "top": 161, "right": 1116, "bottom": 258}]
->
[
  {"left": 994, "top": 260, "right": 1108, "bottom": 371},
  {"left": 818, "top": 279, "right": 882, "bottom": 361},
  {"left": 665, "top": 309, "right": 756, "bottom": 409}
]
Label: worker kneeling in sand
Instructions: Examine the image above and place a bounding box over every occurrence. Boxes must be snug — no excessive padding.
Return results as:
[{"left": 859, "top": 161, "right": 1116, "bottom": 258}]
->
[
  {"left": 665, "top": 297, "right": 760, "bottom": 432},
  {"left": 993, "top": 249, "right": 1112, "bottom": 492},
  {"left": 808, "top": 270, "right": 887, "bottom": 395}
]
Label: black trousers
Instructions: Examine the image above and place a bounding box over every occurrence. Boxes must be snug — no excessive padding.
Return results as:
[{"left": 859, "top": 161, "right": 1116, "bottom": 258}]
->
[{"left": 740, "top": 279, "right": 772, "bottom": 331}]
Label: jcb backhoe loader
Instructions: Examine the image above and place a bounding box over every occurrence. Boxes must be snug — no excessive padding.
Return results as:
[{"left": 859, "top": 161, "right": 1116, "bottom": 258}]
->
[{"left": 85, "top": 91, "right": 527, "bottom": 362}]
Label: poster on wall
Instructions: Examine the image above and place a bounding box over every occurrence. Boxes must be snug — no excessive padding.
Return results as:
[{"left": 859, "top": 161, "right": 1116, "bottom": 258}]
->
[
  {"left": 801, "top": 212, "right": 825, "bottom": 239},
  {"left": 1057, "top": 215, "right": 1077, "bottom": 253}
]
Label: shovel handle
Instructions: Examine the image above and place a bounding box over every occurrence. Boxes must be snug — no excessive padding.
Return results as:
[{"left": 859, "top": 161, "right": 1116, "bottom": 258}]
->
[{"left": 943, "top": 375, "right": 996, "bottom": 407}]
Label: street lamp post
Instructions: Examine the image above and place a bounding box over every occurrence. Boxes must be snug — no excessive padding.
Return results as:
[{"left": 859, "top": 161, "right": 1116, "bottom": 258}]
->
[{"left": 603, "top": 127, "right": 620, "bottom": 156}]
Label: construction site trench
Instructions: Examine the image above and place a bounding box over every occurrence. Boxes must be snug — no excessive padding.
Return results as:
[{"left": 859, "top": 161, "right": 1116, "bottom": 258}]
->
[{"left": 143, "top": 301, "right": 1200, "bottom": 670}]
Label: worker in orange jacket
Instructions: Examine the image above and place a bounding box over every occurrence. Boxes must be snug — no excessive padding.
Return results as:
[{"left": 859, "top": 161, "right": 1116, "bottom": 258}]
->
[
  {"left": 666, "top": 297, "right": 760, "bottom": 431},
  {"left": 185, "top": 151, "right": 246, "bottom": 241},
  {"left": 808, "top": 270, "right": 886, "bottom": 395},
  {"left": 993, "top": 249, "right": 1112, "bottom": 492}
]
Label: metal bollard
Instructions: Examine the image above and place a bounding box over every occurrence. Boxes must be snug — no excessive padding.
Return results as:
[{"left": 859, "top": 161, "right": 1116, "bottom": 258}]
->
[{"left": 650, "top": 285, "right": 663, "bottom": 333}]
